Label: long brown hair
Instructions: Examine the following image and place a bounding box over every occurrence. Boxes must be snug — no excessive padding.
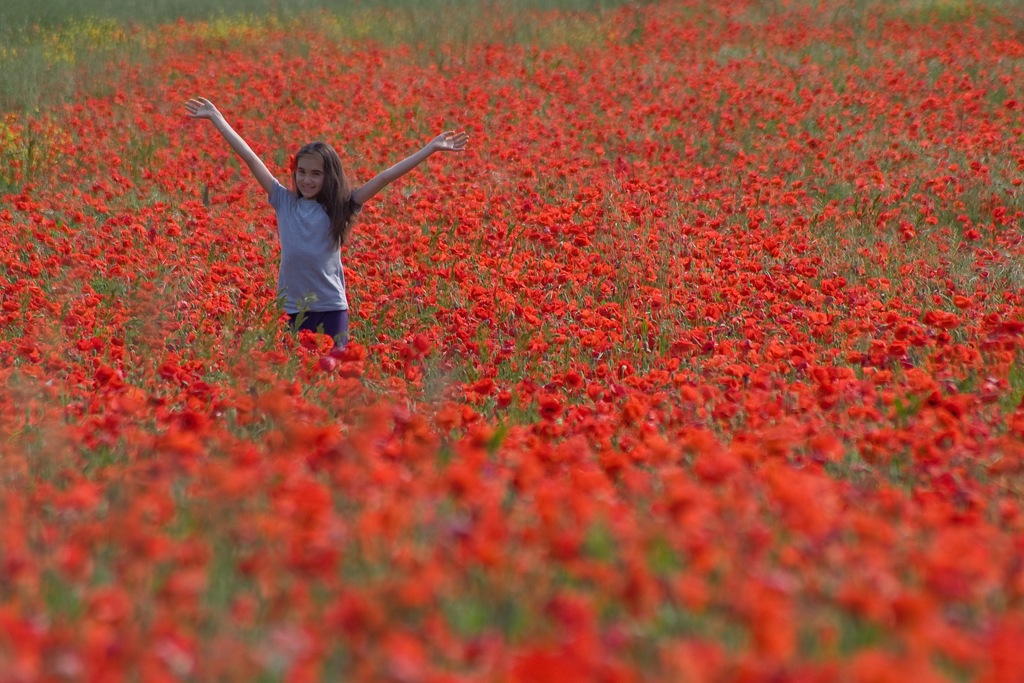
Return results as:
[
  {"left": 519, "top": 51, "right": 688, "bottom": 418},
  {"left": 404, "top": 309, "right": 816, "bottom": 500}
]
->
[{"left": 292, "top": 141, "right": 358, "bottom": 249}]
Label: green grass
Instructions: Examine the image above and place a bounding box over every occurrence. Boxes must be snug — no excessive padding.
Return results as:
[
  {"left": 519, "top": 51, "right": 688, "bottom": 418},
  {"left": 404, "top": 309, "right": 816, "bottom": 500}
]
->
[
  {"left": 0, "top": 0, "right": 635, "bottom": 113},
  {"left": 0, "top": 0, "right": 622, "bottom": 28},
  {"left": 4, "top": 0, "right": 1022, "bottom": 114}
]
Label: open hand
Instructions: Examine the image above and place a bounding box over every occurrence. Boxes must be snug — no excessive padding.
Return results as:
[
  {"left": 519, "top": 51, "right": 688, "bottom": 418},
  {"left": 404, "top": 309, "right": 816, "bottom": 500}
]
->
[
  {"left": 185, "top": 97, "right": 221, "bottom": 121},
  {"left": 429, "top": 130, "right": 469, "bottom": 153}
]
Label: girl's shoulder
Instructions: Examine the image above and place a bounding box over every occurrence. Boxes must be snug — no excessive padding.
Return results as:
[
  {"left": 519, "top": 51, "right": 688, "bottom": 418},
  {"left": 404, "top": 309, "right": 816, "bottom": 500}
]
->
[{"left": 269, "top": 178, "right": 294, "bottom": 211}]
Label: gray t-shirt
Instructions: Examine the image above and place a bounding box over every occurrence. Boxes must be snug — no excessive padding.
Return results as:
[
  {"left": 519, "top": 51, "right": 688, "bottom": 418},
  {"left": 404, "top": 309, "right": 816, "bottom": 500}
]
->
[{"left": 269, "top": 179, "right": 361, "bottom": 314}]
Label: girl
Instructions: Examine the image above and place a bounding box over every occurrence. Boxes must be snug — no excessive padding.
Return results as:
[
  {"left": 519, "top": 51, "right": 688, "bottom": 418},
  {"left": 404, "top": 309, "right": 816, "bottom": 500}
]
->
[{"left": 184, "top": 96, "right": 469, "bottom": 348}]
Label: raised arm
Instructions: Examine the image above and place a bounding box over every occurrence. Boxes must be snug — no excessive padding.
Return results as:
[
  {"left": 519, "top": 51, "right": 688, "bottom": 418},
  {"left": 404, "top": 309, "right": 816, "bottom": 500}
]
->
[
  {"left": 185, "top": 97, "right": 276, "bottom": 196},
  {"left": 351, "top": 130, "right": 469, "bottom": 205}
]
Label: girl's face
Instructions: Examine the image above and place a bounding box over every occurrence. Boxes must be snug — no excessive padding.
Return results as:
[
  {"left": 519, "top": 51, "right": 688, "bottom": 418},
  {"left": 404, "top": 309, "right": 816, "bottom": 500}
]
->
[{"left": 295, "top": 155, "right": 325, "bottom": 199}]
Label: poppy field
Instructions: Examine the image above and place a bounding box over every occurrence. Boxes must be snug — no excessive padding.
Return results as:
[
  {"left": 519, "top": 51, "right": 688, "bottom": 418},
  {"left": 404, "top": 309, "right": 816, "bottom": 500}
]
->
[{"left": 4, "top": 0, "right": 1024, "bottom": 680}]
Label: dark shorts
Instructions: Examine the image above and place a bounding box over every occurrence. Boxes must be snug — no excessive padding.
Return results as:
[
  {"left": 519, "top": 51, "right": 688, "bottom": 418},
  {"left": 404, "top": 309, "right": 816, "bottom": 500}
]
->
[{"left": 288, "top": 309, "right": 349, "bottom": 348}]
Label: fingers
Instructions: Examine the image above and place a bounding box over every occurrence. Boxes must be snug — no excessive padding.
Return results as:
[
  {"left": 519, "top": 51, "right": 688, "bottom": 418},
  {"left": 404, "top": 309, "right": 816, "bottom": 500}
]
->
[
  {"left": 184, "top": 97, "right": 216, "bottom": 119},
  {"left": 438, "top": 130, "right": 470, "bottom": 150}
]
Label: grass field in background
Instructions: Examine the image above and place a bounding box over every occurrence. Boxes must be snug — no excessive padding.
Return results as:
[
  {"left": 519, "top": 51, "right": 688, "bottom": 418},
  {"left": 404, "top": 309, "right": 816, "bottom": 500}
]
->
[
  {"left": 2, "top": 0, "right": 625, "bottom": 27},
  {"left": 3, "top": 0, "right": 1023, "bottom": 112},
  {"left": 1, "top": 0, "right": 633, "bottom": 113}
]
